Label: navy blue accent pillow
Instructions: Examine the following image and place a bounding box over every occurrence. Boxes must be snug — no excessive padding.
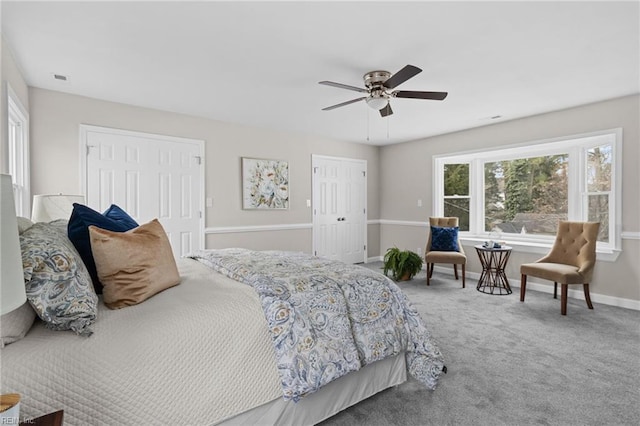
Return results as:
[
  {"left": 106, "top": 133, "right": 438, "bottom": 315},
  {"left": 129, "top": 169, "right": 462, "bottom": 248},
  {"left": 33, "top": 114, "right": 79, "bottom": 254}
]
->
[
  {"left": 430, "top": 226, "right": 459, "bottom": 252},
  {"left": 67, "top": 204, "right": 139, "bottom": 293}
]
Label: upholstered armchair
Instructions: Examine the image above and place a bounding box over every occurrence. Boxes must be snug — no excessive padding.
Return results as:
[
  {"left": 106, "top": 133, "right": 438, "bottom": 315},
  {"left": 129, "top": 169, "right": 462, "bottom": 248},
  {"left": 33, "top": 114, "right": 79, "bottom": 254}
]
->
[
  {"left": 425, "top": 217, "right": 466, "bottom": 287},
  {"left": 520, "top": 221, "right": 600, "bottom": 315}
]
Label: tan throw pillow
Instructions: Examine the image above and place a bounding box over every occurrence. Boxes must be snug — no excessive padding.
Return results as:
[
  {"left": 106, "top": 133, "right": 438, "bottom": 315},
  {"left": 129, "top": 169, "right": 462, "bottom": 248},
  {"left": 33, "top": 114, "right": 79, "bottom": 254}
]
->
[{"left": 89, "top": 219, "right": 180, "bottom": 309}]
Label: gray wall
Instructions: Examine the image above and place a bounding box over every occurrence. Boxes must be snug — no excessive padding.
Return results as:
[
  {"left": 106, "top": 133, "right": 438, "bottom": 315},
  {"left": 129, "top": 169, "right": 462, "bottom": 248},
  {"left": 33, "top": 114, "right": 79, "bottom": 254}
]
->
[
  {"left": 5, "top": 34, "right": 638, "bottom": 305},
  {"left": 379, "top": 95, "right": 640, "bottom": 304},
  {"left": 1, "top": 34, "right": 29, "bottom": 174},
  {"left": 27, "top": 87, "right": 381, "bottom": 257}
]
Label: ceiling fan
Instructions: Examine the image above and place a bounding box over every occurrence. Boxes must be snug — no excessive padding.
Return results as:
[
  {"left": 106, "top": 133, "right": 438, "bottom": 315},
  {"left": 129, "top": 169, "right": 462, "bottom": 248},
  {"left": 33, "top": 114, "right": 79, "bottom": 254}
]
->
[{"left": 319, "top": 65, "right": 447, "bottom": 117}]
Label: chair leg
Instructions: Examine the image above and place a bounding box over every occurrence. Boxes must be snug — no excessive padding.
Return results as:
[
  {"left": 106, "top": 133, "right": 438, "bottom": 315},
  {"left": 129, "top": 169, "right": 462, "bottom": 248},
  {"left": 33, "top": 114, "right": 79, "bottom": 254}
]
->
[
  {"left": 426, "top": 263, "right": 431, "bottom": 286},
  {"left": 554, "top": 282, "right": 558, "bottom": 299},
  {"left": 428, "top": 263, "right": 434, "bottom": 278},
  {"left": 584, "top": 283, "right": 594, "bottom": 309},
  {"left": 453, "top": 264, "right": 459, "bottom": 280},
  {"left": 462, "top": 265, "right": 466, "bottom": 288},
  {"left": 520, "top": 274, "right": 527, "bottom": 302},
  {"left": 561, "top": 283, "right": 568, "bottom": 315}
]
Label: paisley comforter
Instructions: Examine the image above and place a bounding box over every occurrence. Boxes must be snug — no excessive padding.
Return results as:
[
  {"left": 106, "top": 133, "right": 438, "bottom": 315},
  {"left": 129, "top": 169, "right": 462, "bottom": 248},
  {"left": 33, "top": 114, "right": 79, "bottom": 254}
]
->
[{"left": 189, "top": 248, "right": 445, "bottom": 402}]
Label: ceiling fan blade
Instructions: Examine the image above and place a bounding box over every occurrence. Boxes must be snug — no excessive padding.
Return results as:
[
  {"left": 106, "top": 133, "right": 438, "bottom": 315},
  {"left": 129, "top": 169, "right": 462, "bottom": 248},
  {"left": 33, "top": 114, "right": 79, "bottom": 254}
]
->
[
  {"left": 379, "top": 104, "right": 393, "bottom": 117},
  {"left": 319, "top": 81, "right": 368, "bottom": 93},
  {"left": 383, "top": 65, "right": 422, "bottom": 89},
  {"left": 393, "top": 90, "right": 448, "bottom": 101},
  {"left": 322, "top": 97, "right": 367, "bottom": 111}
]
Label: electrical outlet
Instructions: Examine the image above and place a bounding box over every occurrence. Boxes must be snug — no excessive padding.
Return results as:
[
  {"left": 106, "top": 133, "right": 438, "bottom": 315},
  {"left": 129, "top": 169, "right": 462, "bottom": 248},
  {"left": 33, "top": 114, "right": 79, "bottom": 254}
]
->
[
  {"left": 417, "top": 247, "right": 422, "bottom": 256},
  {"left": 417, "top": 199, "right": 423, "bottom": 207}
]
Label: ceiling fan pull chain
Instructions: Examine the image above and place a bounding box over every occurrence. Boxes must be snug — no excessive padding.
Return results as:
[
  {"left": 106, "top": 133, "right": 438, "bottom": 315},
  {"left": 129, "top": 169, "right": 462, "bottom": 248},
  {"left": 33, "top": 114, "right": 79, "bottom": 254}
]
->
[
  {"left": 387, "top": 115, "right": 390, "bottom": 140},
  {"left": 366, "top": 108, "right": 370, "bottom": 142}
]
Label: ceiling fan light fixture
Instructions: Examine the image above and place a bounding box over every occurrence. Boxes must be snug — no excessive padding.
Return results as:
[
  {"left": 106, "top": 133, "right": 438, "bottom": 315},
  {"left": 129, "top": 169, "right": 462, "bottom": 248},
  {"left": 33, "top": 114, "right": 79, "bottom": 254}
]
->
[{"left": 366, "top": 96, "right": 388, "bottom": 111}]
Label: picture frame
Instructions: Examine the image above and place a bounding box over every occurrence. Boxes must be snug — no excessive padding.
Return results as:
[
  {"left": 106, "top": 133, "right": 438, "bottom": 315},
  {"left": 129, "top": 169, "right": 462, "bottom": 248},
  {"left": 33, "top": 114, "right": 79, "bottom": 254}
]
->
[{"left": 242, "top": 157, "right": 289, "bottom": 210}]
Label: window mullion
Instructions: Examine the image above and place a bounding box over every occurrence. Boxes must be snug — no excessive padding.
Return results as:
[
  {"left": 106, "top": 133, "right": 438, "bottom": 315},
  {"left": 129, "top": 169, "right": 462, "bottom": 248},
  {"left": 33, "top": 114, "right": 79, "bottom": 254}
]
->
[{"left": 470, "top": 158, "right": 484, "bottom": 236}]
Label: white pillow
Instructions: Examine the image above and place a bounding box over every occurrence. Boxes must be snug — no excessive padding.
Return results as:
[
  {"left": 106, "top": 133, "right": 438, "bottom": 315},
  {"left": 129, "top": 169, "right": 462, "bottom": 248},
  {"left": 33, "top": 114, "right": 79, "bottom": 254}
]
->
[{"left": 0, "top": 302, "right": 36, "bottom": 348}]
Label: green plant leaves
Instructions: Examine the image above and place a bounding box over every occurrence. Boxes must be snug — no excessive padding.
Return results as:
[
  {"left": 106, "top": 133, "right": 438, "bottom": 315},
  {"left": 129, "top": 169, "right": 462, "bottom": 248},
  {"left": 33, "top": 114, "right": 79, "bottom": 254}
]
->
[{"left": 383, "top": 246, "right": 423, "bottom": 281}]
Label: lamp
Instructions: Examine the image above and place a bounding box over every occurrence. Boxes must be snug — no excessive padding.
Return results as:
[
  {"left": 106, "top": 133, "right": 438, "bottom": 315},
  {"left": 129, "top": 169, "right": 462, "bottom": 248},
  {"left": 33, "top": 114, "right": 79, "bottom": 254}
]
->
[
  {"left": 31, "top": 194, "right": 84, "bottom": 223},
  {"left": 0, "top": 174, "right": 26, "bottom": 315},
  {"left": 366, "top": 95, "right": 388, "bottom": 111}
]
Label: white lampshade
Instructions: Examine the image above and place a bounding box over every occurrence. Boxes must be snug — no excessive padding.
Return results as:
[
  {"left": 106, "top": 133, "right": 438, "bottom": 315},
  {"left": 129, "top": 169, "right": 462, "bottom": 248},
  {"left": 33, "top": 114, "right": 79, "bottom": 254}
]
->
[
  {"left": 366, "top": 96, "right": 388, "bottom": 111},
  {"left": 0, "top": 174, "right": 26, "bottom": 315},
  {"left": 31, "top": 194, "right": 84, "bottom": 223}
]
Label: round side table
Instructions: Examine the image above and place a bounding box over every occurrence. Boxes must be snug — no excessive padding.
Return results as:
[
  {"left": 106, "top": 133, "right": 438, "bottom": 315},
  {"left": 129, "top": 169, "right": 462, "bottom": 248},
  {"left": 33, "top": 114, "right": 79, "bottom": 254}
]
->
[{"left": 474, "top": 245, "right": 513, "bottom": 295}]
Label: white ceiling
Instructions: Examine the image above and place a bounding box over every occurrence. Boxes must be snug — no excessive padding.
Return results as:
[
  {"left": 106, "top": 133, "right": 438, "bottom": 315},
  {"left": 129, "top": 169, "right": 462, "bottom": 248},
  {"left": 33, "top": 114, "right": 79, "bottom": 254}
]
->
[{"left": 2, "top": 1, "right": 639, "bottom": 146}]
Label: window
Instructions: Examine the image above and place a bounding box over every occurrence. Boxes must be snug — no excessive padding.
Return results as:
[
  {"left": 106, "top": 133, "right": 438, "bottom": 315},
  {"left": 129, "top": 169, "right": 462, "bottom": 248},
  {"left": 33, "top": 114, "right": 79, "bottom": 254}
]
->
[
  {"left": 443, "top": 163, "right": 470, "bottom": 231},
  {"left": 433, "top": 129, "right": 621, "bottom": 253},
  {"left": 7, "top": 84, "right": 30, "bottom": 217}
]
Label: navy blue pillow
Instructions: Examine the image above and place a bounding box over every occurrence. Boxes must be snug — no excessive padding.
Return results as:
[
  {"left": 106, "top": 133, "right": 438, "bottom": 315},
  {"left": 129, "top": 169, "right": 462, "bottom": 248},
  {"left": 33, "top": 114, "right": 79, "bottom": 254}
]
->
[
  {"left": 67, "top": 204, "right": 138, "bottom": 293},
  {"left": 430, "top": 226, "right": 459, "bottom": 251}
]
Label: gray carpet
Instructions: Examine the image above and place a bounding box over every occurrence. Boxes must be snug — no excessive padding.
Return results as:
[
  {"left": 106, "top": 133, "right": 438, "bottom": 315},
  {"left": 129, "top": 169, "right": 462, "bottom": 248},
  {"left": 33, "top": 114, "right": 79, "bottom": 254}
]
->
[{"left": 319, "top": 263, "right": 640, "bottom": 426}]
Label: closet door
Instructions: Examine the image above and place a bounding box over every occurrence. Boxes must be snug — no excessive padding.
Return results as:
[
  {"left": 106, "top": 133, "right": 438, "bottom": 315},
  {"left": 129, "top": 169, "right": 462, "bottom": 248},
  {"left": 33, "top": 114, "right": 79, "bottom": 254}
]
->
[
  {"left": 312, "top": 155, "right": 367, "bottom": 263},
  {"left": 81, "top": 125, "right": 204, "bottom": 257}
]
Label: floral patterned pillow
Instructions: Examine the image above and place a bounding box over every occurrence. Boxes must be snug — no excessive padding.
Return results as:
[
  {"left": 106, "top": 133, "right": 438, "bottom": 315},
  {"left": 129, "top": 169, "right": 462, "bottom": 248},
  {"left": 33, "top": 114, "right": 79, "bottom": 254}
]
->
[{"left": 19, "top": 220, "right": 98, "bottom": 336}]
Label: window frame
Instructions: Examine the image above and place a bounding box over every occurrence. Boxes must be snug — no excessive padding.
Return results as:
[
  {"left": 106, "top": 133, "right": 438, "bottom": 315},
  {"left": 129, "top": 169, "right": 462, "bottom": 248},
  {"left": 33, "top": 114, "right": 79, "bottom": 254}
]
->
[
  {"left": 433, "top": 129, "right": 622, "bottom": 260},
  {"left": 6, "top": 83, "right": 30, "bottom": 217}
]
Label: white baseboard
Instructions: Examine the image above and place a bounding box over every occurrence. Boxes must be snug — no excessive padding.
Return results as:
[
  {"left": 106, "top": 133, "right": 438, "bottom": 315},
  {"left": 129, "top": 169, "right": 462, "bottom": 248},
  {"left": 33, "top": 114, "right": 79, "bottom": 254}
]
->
[{"left": 429, "top": 265, "right": 640, "bottom": 311}]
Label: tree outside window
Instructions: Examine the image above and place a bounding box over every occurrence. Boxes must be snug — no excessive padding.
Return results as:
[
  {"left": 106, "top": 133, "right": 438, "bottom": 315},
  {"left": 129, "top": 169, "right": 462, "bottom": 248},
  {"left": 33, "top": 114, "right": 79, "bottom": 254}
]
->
[
  {"left": 443, "top": 163, "right": 469, "bottom": 231},
  {"left": 485, "top": 154, "right": 568, "bottom": 236},
  {"left": 434, "top": 130, "right": 619, "bottom": 250},
  {"left": 586, "top": 145, "right": 611, "bottom": 242}
]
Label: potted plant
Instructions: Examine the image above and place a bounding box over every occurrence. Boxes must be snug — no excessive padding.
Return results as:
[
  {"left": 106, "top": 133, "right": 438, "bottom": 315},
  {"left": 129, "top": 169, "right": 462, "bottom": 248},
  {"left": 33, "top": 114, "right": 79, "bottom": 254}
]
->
[{"left": 383, "top": 247, "right": 423, "bottom": 281}]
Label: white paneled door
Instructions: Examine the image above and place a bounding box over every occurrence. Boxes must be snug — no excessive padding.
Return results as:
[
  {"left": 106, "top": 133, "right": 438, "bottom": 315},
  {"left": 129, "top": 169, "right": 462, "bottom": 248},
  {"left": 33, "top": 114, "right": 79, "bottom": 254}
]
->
[
  {"left": 312, "top": 155, "right": 367, "bottom": 264},
  {"left": 81, "top": 125, "right": 204, "bottom": 257}
]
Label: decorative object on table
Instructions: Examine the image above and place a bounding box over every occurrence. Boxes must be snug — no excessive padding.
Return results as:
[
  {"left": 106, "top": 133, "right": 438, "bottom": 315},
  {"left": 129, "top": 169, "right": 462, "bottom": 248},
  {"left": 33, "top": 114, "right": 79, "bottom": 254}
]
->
[
  {"left": 0, "top": 393, "right": 20, "bottom": 424},
  {"left": 31, "top": 194, "right": 84, "bottom": 222},
  {"left": 520, "top": 221, "right": 600, "bottom": 315},
  {"left": 242, "top": 157, "right": 289, "bottom": 210},
  {"left": 383, "top": 247, "right": 423, "bottom": 281},
  {"left": 482, "top": 241, "right": 502, "bottom": 249},
  {"left": 424, "top": 217, "right": 466, "bottom": 287},
  {"left": 475, "top": 245, "right": 513, "bottom": 295}
]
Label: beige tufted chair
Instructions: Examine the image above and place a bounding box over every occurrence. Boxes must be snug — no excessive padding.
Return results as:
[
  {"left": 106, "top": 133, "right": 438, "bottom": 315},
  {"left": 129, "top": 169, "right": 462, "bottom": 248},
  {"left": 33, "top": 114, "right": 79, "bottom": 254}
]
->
[
  {"left": 520, "top": 221, "right": 600, "bottom": 315},
  {"left": 425, "top": 217, "right": 466, "bottom": 287}
]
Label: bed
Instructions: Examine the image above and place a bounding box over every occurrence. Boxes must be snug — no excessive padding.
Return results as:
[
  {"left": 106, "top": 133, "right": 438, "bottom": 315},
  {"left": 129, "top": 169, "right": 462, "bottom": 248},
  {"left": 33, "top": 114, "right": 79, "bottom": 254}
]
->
[{"left": 0, "top": 215, "right": 444, "bottom": 425}]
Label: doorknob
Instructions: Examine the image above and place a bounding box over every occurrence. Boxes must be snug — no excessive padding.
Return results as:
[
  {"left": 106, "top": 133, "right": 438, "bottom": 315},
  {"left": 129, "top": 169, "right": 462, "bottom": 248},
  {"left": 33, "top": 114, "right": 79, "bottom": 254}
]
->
[{"left": 337, "top": 217, "right": 346, "bottom": 221}]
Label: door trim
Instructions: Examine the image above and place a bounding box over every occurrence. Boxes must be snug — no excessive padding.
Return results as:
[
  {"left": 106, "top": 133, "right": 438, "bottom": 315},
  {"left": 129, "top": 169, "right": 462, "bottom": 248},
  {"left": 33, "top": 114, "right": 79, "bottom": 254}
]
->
[
  {"left": 79, "top": 124, "right": 206, "bottom": 250},
  {"left": 311, "top": 154, "right": 367, "bottom": 263}
]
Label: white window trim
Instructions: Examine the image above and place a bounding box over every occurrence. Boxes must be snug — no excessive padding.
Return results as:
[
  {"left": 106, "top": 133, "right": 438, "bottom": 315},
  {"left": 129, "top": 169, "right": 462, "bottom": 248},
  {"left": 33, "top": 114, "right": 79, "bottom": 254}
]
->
[
  {"left": 433, "top": 128, "right": 622, "bottom": 262},
  {"left": 6, "top": 82, "right": 30, "bottom": 217}
]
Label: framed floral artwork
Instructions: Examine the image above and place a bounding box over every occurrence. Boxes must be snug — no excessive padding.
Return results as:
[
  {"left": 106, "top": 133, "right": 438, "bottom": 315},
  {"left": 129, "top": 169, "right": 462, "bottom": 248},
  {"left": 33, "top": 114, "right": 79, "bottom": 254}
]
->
[{"left": 242, "top": 157, "right": 289, "bottom": 209}]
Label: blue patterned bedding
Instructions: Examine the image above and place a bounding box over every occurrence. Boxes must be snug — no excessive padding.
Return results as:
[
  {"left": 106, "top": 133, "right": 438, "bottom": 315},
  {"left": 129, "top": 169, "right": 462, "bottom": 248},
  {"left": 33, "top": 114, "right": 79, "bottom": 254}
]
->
[{"left": 189, "top": 248, "right": 445, "bottom": 401}]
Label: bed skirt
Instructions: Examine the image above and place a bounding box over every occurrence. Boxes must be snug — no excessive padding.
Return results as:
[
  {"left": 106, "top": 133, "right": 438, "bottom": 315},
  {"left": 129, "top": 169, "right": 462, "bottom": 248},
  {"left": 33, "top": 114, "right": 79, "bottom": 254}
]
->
[{"left": 216, "top": 354, "right": 407, "bottom": 425}]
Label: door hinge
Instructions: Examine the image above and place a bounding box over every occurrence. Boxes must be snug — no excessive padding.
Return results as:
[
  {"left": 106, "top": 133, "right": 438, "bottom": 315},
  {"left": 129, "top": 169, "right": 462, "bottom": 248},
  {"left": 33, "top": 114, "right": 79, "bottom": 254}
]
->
[
  {"left": 195, "top": 156, "right": 202, "bottom": 165},
  {"left": 313, "top": 167, "right": 318, "bottom": 174},
  {"left": 199, "top": 211, "right": 203, "bottom": 219},
  {"left": 362, "top": 171, "right": 366, "bottom": 177},
  {"left": 364, "top": 244, "right": 366, "bottom": 251},
  {"left": 86, "top": 145, "right": 96, "bottom": 156}
]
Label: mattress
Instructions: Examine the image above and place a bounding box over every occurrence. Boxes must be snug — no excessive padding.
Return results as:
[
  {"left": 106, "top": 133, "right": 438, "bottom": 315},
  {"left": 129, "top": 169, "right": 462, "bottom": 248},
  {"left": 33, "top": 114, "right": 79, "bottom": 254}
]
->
[{"left": 1, "top": 259, "right": 283, "bottom": 425}]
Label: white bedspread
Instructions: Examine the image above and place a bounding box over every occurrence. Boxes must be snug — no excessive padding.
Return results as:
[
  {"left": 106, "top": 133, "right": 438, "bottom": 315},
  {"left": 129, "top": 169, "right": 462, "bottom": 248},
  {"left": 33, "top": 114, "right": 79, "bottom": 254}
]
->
[{"left": 0, "top": 259, "right": 282, "bottom": 425}]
